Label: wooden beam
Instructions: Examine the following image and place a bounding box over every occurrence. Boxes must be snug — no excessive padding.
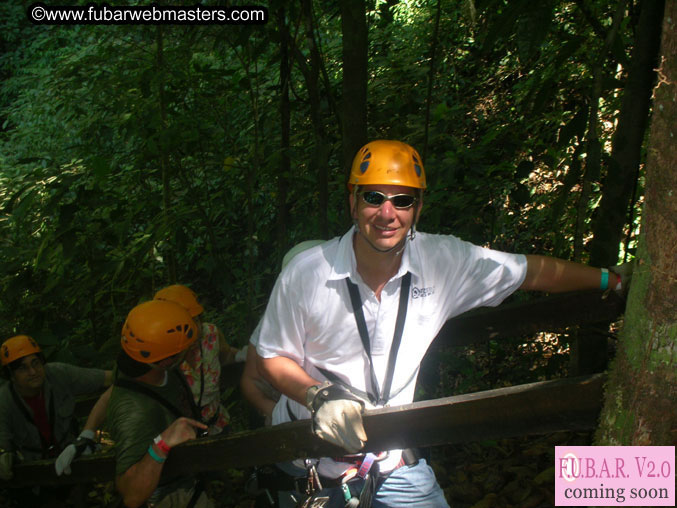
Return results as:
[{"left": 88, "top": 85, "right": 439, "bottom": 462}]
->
[
  {"left": 70, "top": 290, "right": 623, "bottom": 417},
  {"left": 435, "top": 289, "right": 625, "bottom": 347},
  {"left": 6, "top": 374, "right": 604, "bottom": 487}
]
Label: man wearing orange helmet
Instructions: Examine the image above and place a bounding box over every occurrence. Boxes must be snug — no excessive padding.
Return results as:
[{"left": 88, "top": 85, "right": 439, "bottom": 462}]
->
[
  {"left": 0, "top": 335, "right": 111, "bottom": 485},
  {"left": 154, "top": 284, "right": 239, "bottom": 435},
  {"left": 57, "top": 284, "right": 239, "bottom": 479},
  {"left": 107, "top": 300, "right": 212, "bottom": 508},
  {"left": 255, "top": 140, "right": 625, "bottom": 507}
]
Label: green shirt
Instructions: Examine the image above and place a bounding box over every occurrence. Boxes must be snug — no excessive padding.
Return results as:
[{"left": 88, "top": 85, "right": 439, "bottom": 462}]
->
[{"left": 107, "top": 369, "right": 194, "bottom": 477}]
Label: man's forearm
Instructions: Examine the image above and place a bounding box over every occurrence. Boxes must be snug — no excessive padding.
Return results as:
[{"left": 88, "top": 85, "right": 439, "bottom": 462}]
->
[
  {"left": 83, "top": 385, "right": 112, "bottom": 432},
  {"left": 241, "top": 346, "right": 277, "bottom": 418},
  {"left": 520, "top": 255, "right": 619, "bottom": 293},
  {"left": 116, "top": 452, "right": 164, "bottom": 508},
  {"left": 258, "top": 355, "right": 319, "bottom": 406}
]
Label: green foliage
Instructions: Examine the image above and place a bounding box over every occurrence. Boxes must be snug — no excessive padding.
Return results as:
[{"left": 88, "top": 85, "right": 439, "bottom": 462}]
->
[{"left": 0, "top": 0, "right": 644, "bottom": 371}]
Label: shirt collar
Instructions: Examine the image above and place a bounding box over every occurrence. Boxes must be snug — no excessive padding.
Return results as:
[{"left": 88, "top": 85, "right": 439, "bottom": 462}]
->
[{"left": 328, "top": 226, "right": 422, "bottom": 283}]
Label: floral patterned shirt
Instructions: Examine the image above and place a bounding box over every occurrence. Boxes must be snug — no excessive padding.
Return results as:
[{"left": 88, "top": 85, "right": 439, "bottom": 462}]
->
[{"left": 180, "top": 322, "right": 229, "bottom": 434}]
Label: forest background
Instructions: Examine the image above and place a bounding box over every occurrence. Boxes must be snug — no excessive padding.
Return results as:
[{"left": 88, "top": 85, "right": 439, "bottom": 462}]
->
[{"left": 0, "top": 0, "right": 674, "bottom": 505}]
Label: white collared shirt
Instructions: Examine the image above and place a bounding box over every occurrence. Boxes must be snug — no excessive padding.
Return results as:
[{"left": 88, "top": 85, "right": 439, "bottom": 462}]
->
[{"left": 257, "top": 226, "right": 527, "bottom": 475}]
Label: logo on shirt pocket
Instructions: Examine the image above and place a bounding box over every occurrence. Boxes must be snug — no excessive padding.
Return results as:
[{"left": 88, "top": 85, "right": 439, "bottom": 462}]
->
[{"left": 412, "top": 286, "right": 435, "bottom": 299}]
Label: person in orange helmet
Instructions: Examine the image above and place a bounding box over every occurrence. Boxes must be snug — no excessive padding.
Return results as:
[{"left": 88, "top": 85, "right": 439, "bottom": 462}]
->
[
  {"left": 57, "top": 284, "right": 240, "bottom": 481},
  {"left": 154, "top": 284, "right": 239, "bottom": 435},
  {"left": 0, "top": 334, "right": 111, "bottom": 495},
  {"left": 107, "top": 300, "right": 213, "bottom": 508},
  {"left": 255, "top": 140, "right": 628, "bottom": 507}
]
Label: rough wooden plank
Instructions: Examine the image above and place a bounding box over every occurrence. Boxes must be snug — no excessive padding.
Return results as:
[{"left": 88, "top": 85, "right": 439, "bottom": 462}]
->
[
  {"left": 6, "top": 374, "right": 604, "bottom": 487},
  {"left": 436, "top": 289, "right": 624, "bottom": 347},
  {"left": 70, "top": 291, "right": 622, "bottom": 417}
]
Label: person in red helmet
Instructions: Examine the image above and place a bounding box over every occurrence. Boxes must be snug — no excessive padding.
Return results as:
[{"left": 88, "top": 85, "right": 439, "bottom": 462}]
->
[
  {"left": 0, "top": 334, "right": 111, "bottom": 502},
  {"left": 255, "top": 140, "right": 628, "bottom": 507},
  {"left": 107, "top": 300, "right": 213, "bottom": 508}
]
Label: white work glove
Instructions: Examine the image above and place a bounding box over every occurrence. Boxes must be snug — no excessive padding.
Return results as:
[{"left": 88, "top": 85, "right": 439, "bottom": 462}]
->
[
  {"left": 306, "top": 382, "right": 367, "bottom": 454},
  {"left": 609, "top": 261, "right": 634, "bottom": 296},
  {"left": 54, "top": 429, "right": 97, "bottom": 476},
  {"left": 0, "top": 451, "right": 13, "bottom": 481}
]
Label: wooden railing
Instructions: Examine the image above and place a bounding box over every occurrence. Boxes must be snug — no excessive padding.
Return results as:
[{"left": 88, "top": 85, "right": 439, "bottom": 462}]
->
[{"left": 4, "top": 289, "right": 624, "bottom": 488}]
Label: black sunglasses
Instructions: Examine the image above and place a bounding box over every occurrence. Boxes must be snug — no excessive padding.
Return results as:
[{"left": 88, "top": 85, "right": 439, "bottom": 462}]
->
[{"left": 360, "top": 191, "right": 417, "bottom": 209}]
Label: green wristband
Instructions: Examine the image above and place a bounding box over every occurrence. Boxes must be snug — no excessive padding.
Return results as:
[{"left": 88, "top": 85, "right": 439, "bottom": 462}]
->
[
  {"left": 147, "top": 444, "right": 166, "bottom": 463},
  {"left": 600, "top": 268, "right": 609, "bottom": 290}
]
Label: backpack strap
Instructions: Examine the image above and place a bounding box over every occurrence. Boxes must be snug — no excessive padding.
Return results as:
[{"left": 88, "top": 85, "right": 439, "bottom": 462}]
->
[{"left": 114, "top": 377, "right": 186, "bottom": 420}]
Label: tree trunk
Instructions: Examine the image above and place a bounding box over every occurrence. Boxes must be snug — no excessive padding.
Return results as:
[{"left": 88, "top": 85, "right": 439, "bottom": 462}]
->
[
  {"left": 422, "top": 0, "right": 442, "bottom": 161},
  {"left": 573, "top": 0, "right": 626, "bottom": 262},
  {"left": 596, "top": 0, "right": 676, "bottom": 445},
  {"left": 156, "top": 26, "right": 177, "bottom": 283},
  {"left": 590, "top": 0, "right": 666, "bottom": 267},
  {"left": 241, "top": 41, "right": 260, "bottom": 329},
  {"left": 570, "top": 1, "right": 626, "bottom": 375},
  {"left": 277, "top": 7, "right": 290, "bottom": 255},
  {"left": 340, "top": 0, "right": 368, "bottom": 177},
  {"left": 301, "top": 0, "right": 331, "bottom": 237}
]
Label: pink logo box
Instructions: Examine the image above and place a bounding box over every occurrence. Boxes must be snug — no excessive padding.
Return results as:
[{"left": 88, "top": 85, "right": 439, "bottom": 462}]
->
[{"left": 555, "top": 446, "right": 675, "bottom": 506}]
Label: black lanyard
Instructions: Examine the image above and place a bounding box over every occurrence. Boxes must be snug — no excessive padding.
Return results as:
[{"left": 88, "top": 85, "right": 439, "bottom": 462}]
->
[{"left": 345, "top": 271, "right": 411, "bottom": 405}]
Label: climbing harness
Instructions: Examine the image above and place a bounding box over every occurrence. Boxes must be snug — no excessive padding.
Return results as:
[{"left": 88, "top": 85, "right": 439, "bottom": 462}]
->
[{"left": 291, "top": 272, "right": 417, "bottom": 507}]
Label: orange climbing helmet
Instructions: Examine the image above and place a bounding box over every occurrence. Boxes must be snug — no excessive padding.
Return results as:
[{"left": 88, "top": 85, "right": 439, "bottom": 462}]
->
[
  {"left": 153, "top": 284, "right": 204, "bottom": 317},
  {"left": 121, "top": 300, "right": 197, "bottom": 364},
  {"left": 1, "top": 335, "right": 42, "bottom": 366},
  {"left": 348, "top": 140, "right": 426, "bottom": 190}
]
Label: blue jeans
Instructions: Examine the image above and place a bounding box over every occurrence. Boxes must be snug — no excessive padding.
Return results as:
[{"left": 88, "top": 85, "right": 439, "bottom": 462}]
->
[
  {"left": 277, "top": 459, "right": 449, "bottom": 507},
  {"left": 371, "top": 459, "right": 449, "bottom": 507}
]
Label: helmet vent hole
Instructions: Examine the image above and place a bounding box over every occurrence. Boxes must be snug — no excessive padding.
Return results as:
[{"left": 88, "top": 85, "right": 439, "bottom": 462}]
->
[
  {"left": 140, "top": 350, "right": 150, "bottom": 358},
  {"left": 359, "top": 161, "right": 369, "bottom": 174},
  {"left": 414, "top": 164, "right": 422, "bottom": 176},
  {"left": 187, "top": 328, "right": 194, "bottom": 339}
]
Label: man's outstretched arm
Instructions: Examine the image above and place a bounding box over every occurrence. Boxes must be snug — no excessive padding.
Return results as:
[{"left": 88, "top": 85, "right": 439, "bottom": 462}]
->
[{"left": 520, "top": 255, "right": 620, "bottom": 293}]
